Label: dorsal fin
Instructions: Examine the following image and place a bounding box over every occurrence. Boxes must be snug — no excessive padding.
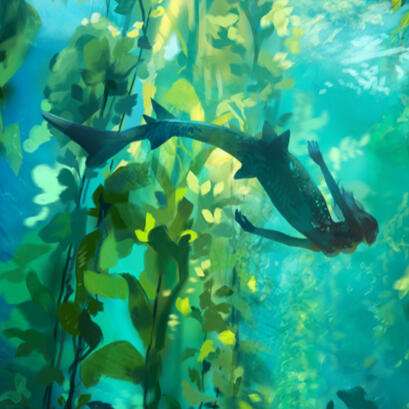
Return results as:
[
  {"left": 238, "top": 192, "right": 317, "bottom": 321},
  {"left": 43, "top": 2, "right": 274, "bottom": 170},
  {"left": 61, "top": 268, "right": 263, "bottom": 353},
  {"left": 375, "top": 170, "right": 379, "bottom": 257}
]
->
[
  {"left": 269, "top": 129, "right": 290, "bottom": 151},
  {"left": 262, "top": 121, "right": 277, "bottom": 141},
  {"left": 234, "top": 163, "right": 256, "bottom": 180},
  {"left": 143, "top": 114, "right": 156, "bottom": 124},
  {"left": 151, "top": 99, "right": 175, "bottom": 120}
]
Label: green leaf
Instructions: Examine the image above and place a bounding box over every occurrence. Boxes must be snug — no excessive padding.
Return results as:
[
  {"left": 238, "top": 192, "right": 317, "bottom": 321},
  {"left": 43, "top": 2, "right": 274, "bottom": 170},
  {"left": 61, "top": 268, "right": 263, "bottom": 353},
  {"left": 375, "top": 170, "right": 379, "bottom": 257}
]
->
[
  {"left": 35, "top": 365, "right": 64, "bottom": 386},
  {"left": 122, "top": 274, "right": 153, "bottom": 348},
  {"left": 392, "top": 11, "right": 409, "bottom": 36},
  {"left": 99, "top": 233, "right": 118, "bottom": 271},
  {"left": 23, "top": 121, "right": 52, "bottom": 153},
  {"left": 182, "top": 380, "right": 213, "bottom": 405},
  {"left": 114, "top": 94, "right": 138, "bottom": 116},
  {"left": 105, "top": 163, "right": 150, "bottom": 194},
  {"left": 180, "top": 348, "right": 197, "bottom": 362},
  {"left": 58, "top": 168, "right": 79, "bottom": 203},
  {"left": 39, "top": 211, "right": 72, "bottom": 243},
  {"left": 84, "top": 270, "right": 128, "bottom": 299},
  {"left": 81, "top": 341, "right": 145, "bottom": 387},
  {"left": 57, "top": 302, "right": 81, "bottom": 336},
  {"left": 188, "top": 367, "right": 201, "bottom": 390},
  {"left": 164, "top": 395, "right": 182, "bottom": 409},
  {"left": 78, "top": 310, "right": 103, "bottom": 350},
  {"left": 203, "top": 309, "right": 227, "bottom": 333},
  {"left": 163, "top": 78, "right": 202, "bottom": 115},
  {"left": 215, "top": 285, "right": 233, "bottom": 297},
  {"left": 168, "top": 198, "right": 193, "bottom": 239},
  {"left": 0, "top": 123, "right": 22, "bottom": 175},
  {"left": 13, "top": 242, "right": 51, "bottom": 267},
  {"left": 76, "top": 394, "right": 92, "bottom": 409},
  {"left": 84, "top": 37, "right": 111, "bottom": 74},
  {"left": 71, "top": 84, "right": 84, "bottom": 101},
  {"left": 274, "top": 78, "right": 295, "bottom": 90},
  {"left": 26, "top": 270, "right": 55, "bottom": 315}
]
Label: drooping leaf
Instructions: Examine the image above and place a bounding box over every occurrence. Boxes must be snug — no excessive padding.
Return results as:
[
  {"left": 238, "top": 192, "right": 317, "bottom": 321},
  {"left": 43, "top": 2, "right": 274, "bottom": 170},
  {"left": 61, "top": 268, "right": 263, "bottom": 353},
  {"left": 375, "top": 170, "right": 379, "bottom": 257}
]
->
[
  {"left": 13, "top": 242, "right": 51, "bottom": 267},
  {"left": 203, "top": 309, "right": 227, "bottom": 333},
  {"left": 218, "top": 330, "right": 236, "bottom": 346},
  {"left": 176, "top": 297, "right": 191, "bottom": 316},
  {"left": 57, "top": 302, "right": 81, "bottom": 336},
  {"left": 78, "top": 310, "right": 103, "bottom": 350},
  {"left": 81, "top": 341, "right": 145, "bottom": 387},
  {"left": 122, "top": 274, "right": 153, "bottom": 348},
  {"left": 35, "top": 365, "right": 64, "bottom": 387},
  {"left": 215, "top": 285, "right": 233, "bottom": 298},
  {"left": 0, "top": 123, "right": 22, "bottom": 175}
]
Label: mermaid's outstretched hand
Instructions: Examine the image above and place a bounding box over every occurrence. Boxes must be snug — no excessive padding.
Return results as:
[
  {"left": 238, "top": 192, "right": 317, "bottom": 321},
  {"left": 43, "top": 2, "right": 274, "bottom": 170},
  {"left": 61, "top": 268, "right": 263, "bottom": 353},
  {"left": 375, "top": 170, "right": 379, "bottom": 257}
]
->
[
  {"left": 308, "top": 140, "right": 324, "bottom": 165},
  {"left": 235, "top": 209, "right": 255, "bottom": 232}
]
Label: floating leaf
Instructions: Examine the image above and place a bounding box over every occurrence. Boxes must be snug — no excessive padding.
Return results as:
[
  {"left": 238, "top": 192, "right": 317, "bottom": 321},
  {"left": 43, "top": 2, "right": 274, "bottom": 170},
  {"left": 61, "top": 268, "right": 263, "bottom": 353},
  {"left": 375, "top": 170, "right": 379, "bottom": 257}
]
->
[
  {"left": 186, "top": 171, "right": 199, "bottom": 193},
  {"left": 198, "top": 340, "right": 215, "bottom": 362},
  {"left": 201, "top": 208, "right": 222, "bottom": 224},
  {"left": 176, "top": 297, "right": 191, "bottom": 316},
  {"left": 81, "top": 341, "right": 145, "bottom": 387},
  {"left": 218, "top": 330, "right": 236, "bottom": 346},
  {"left": 249, "top": 394, "right": 262, "bottom": 403}
]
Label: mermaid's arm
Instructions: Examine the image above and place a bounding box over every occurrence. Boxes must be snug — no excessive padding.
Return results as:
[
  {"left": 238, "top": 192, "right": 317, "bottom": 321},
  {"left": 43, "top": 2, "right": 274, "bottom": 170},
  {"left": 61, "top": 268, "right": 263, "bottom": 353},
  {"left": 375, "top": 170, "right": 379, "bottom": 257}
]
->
[
  {"left": 235, "top": 210, "right": 320, "bottom": 251},
  {"left": 307, "top": 141, "right": 360, "bottom": 230}
]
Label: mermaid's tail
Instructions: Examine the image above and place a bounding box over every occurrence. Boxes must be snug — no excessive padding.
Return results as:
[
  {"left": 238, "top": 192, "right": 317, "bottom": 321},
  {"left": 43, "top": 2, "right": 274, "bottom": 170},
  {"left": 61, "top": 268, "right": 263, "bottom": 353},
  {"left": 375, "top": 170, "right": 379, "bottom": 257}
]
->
[{"left": 41, "top": 100, "right": 176, "bottom": 168}]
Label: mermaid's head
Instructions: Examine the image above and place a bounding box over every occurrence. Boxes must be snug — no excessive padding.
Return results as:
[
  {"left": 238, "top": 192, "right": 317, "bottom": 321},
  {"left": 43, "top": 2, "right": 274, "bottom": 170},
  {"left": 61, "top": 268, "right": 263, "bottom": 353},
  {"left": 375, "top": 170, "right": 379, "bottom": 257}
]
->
[{"left": 341, "top": 188, "right": 378, "bottom": 245}]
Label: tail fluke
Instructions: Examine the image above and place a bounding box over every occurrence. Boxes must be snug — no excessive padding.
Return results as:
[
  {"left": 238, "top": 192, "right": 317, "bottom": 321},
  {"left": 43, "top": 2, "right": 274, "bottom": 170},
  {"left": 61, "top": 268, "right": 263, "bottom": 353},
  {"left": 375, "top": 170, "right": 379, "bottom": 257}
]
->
[{"left": 42, "top": 112, "right": 139, "bottom": 168}]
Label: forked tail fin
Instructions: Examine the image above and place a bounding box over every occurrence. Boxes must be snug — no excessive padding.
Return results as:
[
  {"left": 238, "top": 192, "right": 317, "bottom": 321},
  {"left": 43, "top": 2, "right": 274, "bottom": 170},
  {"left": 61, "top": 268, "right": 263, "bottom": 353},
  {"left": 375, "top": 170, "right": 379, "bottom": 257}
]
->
[{"left": 42, "top": 112, "right": 144, "bottom": 168}]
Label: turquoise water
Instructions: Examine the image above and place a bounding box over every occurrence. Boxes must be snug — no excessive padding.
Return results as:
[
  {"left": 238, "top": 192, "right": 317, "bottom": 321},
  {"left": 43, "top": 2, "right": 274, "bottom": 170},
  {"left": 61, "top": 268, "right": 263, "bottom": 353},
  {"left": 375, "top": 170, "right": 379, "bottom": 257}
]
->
[{"left": 1, "top": 1, "right": 409, "bottom": 408}]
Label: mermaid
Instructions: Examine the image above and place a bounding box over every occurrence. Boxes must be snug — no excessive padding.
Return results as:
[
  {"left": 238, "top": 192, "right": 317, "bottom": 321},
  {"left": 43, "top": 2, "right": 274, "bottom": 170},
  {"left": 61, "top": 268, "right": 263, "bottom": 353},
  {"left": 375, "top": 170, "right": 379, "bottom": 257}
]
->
[{"left": 42, "top": 100, "right": 378, "bottom": 256}]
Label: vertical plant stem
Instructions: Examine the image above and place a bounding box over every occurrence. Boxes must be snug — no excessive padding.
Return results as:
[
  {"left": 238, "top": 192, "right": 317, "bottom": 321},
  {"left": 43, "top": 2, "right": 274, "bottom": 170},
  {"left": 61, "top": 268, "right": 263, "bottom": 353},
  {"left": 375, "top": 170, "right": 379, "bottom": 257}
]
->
[{"left": 143, "top": 273, "right": 163, "bottom": 409}]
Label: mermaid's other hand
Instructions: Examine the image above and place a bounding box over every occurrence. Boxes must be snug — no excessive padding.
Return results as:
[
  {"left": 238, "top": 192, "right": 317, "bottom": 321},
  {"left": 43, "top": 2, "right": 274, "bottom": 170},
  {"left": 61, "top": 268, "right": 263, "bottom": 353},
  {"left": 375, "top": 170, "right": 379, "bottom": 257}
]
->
[
  {"left": 235, "top": 209, "right": 255, "bottom": 232},
  {"left": 308, "top": 140, "right": 324, "bottom": 165}
]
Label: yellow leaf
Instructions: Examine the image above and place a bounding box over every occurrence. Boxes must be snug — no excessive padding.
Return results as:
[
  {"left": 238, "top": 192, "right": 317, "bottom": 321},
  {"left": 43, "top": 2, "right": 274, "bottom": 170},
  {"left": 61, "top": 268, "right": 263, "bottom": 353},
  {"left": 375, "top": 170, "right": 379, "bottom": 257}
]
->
[
  {"left": 127, "top": 29, "right": 140, "bottom": 38},
  {"left": 239, "top": 400, "right": 253, "bottom": 409},
  {"left": 213, "top": 182, "right": 224, "bottom": 196},
  {"left": 151, "top": 5, "right": 165, "bottom": 18},
  {"left": 274, "top": 78, "right": 295, "bottom": 90},
  {"left": 248, "top": 276, "right": 257, "bottom": 293},
  {"left": 176, "top": 297, "right": 191, "bottom": 315},
  {"left": 207, "top": 13, "right": 239, "bottom": 27},
  {"left": 175, "top": 187, "right": 188, "bottom": 202},
  {"left": 248, "top": 393, "right": 262, "bottom": 403},
  {"left": 187, "top": 171, "right": 199, "bottom": 193},
  {"left": 135, "top": 230, "right": 149, "bottom": 242},
  {"left": 214, "top": 208, "right": 222, "bottom": 223},
  {"left": 201, "top": 209, "right": 214, "bottom": 223},
  {"left": 198, "top": 339, "right": 215, "bottom": 362},
  {"left": 191, "top": 103, "right": 205, "bottom": 121},
  {"left": 180, "top": 229, "right": 198, "bottom": 242},
  {"left": 200, "top": 181, "right": 211, "bottom": 195},
  {"left": 164, "top": 78, "right": 202, "bottom": 115},
  {"left": 212, "top": 113, "right": 233, "bottom": 126},
  {"left": 195, "top": 267, "right": 205, "bottom": 277},
  {"left": 133, "top": 21, "right": 144, "bottom": 29},
  {"left": 394, "top": 268, "right": 409, "bottom": 298},
  {"left": 218, "top": 330, "right": 236, "bottom": 346},
  {"left": 142, "top": 81, "right": 157, "bottom": 116},
  {"left": 201, "top": 259, "right": 211, "bottom": 270},
  {"left": 168, "top": 319, "right": 179, "bottom": 327},
  {"left": 145, "top": 212, "right": 156, "bottom": 232}
]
